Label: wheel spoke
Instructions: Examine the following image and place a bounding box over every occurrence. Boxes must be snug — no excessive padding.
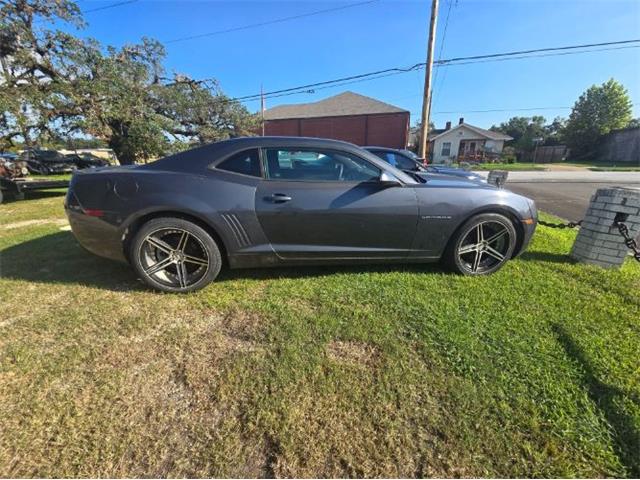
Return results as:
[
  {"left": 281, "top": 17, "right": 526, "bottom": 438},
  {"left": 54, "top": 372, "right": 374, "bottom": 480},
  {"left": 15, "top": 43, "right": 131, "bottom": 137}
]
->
[
  {"left": 476, "top": 223, "right": 484, "bottom": 243},
  {"left": 485, "top": 246, "right": 506, "bottom": 262},
  {"left": 485, "top": 228, "right": 508, "bottom": 245},
  {"left": 183, "top": 254, "right": 208, "bottom": 267},
  {"left": 146, "top": 236, "right": 173, "bottom": 254},
  {"left": 472, "top": 251, "right": 483, "bottom": 272},
  {"left": 145, "top": 256, "right": 174, "bottom": 276},
  {"left": 176, "top": 261, "right": 188, "bottom": 288},
  {"left": 458, "top": 243, "right": 478, "bottom": 255},
  {"left": 176, "top": 231, "right": 189, "bottom": 253}
]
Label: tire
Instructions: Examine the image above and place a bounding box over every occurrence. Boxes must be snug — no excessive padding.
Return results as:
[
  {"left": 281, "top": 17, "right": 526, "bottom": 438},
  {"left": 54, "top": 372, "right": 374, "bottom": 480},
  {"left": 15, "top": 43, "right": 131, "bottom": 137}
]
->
[
  {"left": 443, "top": 213, "right": 517, "bottom": 275},
  {"left": 130, "top": 217, "right": 222, "bottom": 293}
]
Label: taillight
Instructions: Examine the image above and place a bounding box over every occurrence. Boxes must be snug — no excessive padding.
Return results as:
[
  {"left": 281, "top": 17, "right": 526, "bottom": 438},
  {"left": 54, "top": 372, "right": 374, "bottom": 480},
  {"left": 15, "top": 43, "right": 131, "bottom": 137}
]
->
[{"left": 83, "top": 208, "right": 104, "bottom": 217}]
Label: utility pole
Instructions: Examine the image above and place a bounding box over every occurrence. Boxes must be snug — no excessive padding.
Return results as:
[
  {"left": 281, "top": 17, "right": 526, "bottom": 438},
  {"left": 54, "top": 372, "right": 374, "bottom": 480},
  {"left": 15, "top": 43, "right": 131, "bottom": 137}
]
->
[
  {"left": 260, "top": 84, "right": 266, "bottom": 136},
  {"left": 418, "top": 0, "right": 439, "bottom": 161}
]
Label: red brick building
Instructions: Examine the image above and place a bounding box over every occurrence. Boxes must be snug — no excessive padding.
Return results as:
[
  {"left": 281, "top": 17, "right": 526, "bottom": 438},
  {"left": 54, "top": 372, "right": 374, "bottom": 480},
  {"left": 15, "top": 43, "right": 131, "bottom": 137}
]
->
[{"left": 263, "top": 92, "right": 410, "bottom": 149}]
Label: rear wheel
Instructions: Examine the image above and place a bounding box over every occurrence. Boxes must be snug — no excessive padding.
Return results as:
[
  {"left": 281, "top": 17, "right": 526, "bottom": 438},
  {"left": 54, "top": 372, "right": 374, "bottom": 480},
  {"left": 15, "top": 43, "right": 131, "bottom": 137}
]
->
[
  {"left": 130, "top": 217, "right": 222, "bottom": 293},
  {"left": 444, "top": 213, "right": 517, "bottom": 275}
]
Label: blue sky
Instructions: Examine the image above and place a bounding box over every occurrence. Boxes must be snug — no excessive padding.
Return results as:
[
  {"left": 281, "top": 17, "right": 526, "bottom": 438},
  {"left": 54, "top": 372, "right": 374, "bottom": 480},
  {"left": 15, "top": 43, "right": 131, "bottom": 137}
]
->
[{"left": 70, "top": 0, "right": 639, "bottom": 128}]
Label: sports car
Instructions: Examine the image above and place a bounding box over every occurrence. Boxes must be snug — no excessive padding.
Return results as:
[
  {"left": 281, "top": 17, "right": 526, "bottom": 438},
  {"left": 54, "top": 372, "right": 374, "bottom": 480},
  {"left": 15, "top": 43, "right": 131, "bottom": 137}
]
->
[
  {"left": 364, "top": 146, "right": 485, "bottom": 182},
  {"left": 65, "top": 137, "right": 537, "bottom": 292}
]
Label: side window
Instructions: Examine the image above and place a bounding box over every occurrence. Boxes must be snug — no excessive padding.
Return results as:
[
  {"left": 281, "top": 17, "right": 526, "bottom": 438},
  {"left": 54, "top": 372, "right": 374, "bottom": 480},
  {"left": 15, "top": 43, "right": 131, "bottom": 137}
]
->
[
  {"left": 264, "top": 149, "right": 380, "bottom": 182},
  {"left": 216, "top": 149, "right": 261, "bottom": 177},
  {"left": 441, "top": 142, "right": 451, "bottom": 157}
]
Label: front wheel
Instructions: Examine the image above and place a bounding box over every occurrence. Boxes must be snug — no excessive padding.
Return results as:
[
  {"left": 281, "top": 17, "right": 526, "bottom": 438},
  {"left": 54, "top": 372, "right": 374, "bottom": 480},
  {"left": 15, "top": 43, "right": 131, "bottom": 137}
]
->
[
  {"left": 130, "top": 217, "right": 222, "bottom": 293},
  {"left": 443, "top": 213, "right": 517, "bottom": 275}
]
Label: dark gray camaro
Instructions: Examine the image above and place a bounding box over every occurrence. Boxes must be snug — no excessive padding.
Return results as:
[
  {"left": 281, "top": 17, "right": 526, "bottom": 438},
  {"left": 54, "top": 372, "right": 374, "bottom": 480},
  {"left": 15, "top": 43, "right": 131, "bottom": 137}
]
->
[{"left": 65, "top": 136, "right": 537, "bottom": 292}]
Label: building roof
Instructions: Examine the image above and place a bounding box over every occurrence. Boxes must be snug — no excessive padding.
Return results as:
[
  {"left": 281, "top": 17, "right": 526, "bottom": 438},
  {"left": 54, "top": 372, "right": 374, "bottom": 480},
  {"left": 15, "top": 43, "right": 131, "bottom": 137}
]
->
[
  {"left": 429, "top": 123, "right": 512, "bottom": 142},
  {"left": 263, "top": 91, "right": 409, "bottom": 120}
]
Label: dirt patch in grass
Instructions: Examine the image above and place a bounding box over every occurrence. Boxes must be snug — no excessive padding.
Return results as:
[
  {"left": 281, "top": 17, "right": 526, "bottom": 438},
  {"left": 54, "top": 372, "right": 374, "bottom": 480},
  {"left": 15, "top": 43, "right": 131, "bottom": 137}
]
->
[
  {"left": 326, "top": 340, "right": 379, "bottom": 367},
  {"left": 220, "top": 309, "right": 268, "bottom": 343},
  {"left": 3, "top": 218, "right": 67, "bottom": 230}
]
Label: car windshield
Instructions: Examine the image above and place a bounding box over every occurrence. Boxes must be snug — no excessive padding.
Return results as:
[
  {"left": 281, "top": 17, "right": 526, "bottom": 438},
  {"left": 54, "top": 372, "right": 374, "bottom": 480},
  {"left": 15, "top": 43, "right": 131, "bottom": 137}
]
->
[
  {"left": 37, "top": 150, "right": 67, "bottom": 161},
  {"left": 401, "top": 150, "right": 421, "bottom": 161}
]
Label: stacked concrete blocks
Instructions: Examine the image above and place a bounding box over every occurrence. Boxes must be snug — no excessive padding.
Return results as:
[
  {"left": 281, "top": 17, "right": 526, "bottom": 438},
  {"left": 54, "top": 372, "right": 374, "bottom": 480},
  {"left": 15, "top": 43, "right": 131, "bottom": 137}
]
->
[{"left": 570, "top": 187, "right": 640, "bottom": 268}]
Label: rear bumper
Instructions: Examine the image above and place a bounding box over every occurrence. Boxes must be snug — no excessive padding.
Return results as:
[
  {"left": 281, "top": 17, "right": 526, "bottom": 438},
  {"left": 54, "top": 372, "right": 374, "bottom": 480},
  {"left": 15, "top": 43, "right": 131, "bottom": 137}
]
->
[{"left": 65, "top": 209, "right": 127, "bottom": 263}]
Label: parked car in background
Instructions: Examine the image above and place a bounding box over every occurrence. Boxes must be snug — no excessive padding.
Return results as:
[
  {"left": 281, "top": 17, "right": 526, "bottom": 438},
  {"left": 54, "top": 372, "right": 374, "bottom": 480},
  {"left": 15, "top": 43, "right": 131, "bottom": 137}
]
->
[
  {"left": 58, "top": 148, "right": 120, "bottom": 167},
  {"left": 364, "top": 146, "right": 485, "bottom": 182},
  {"left": 66, "top": 137, "right": 537, "bottom": 293},
  {"left": 20, "top": 149, "right": 77, "bottom": 174},
  {"left": 65, "top": 152, "right": 111, "bottom": 169}
]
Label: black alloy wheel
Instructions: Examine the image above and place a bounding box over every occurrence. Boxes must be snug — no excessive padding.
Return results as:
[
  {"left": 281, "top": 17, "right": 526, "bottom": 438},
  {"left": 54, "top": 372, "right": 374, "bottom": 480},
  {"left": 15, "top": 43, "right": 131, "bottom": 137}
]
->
[{"left": 130, "top": 217, "right": 222, "bottom": 292}]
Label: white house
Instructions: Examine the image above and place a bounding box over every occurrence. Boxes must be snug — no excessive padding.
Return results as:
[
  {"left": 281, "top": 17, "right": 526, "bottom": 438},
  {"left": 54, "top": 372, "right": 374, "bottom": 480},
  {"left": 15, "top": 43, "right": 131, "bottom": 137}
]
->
[{"left": 429, "top": 118, "right": 512, "bottom": 164}]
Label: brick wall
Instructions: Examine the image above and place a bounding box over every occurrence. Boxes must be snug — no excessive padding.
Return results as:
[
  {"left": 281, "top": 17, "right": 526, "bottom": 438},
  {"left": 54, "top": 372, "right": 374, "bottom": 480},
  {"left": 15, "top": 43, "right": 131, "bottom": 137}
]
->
[{"left": 264, "top": 112, "right": 409, "bottom": 149}]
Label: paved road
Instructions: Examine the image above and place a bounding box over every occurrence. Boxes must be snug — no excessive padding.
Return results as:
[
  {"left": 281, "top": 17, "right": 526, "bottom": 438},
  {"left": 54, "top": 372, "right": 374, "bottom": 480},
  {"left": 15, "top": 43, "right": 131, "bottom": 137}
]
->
[
  {"left": 473, "top": 171, "right": 640, "bottom": 220},
  {"left": 506, "top": 182, "right": 640, "bottom": 221}
]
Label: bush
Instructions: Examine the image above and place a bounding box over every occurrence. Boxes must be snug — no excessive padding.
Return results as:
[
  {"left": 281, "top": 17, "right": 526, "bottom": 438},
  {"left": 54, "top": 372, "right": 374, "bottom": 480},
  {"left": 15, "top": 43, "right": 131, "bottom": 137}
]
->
[{"left": 501, "top": 153, "right": 517, "bottom": 164}]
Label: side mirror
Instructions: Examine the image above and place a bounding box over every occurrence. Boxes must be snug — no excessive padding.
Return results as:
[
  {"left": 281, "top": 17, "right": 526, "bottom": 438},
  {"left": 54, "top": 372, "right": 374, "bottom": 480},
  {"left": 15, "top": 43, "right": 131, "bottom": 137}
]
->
[{"left": 379, "top": 172, "right": 402, "bottom": 187}]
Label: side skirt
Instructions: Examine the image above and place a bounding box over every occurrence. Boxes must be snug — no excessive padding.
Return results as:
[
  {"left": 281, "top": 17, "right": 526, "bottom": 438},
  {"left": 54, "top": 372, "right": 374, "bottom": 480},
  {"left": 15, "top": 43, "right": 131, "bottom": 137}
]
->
[{"left": 228, "top": 253, "right": 441, "bottom": 269}]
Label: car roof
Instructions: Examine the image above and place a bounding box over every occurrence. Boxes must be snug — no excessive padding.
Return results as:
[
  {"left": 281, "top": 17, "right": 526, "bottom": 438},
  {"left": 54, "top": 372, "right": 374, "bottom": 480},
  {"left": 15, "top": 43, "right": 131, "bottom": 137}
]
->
[
  {"left": 220, "top": 136, "right": 360, "bottom": 149},
  {"left": 363, "top": 146, "right": 398, "bottom": 151},
  {"left": 148, "top": 136, "right": 417, "bottom": 184}
]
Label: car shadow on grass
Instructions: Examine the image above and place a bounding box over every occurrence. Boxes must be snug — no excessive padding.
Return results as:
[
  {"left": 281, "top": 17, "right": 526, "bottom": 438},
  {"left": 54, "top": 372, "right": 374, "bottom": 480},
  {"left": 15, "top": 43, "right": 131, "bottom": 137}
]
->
[
  {"left": 217, "top": 261, "right": 445, "bottom": 282},
  {"left": 0, "top": 231, "right": 142, "bottom": 292},
  {"left": 552, "top": 323, "right": 640, "bottom": 477},
  {"left": 1, "top": 231, "right": 448, "bottom": 289}
]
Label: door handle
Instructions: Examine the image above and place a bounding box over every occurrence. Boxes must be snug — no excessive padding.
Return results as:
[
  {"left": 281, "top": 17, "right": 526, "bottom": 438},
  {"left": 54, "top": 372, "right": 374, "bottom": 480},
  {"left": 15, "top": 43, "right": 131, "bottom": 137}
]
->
[{"left": 268, "top": 193, "right": 292, "bottom": 203}]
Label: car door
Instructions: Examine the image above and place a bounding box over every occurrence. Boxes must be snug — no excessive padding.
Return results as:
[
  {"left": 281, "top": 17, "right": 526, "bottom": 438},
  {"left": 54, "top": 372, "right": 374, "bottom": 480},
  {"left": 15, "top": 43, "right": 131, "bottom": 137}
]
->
[{"left": 254, "top": 147, "right": 419, "bottom": 260}]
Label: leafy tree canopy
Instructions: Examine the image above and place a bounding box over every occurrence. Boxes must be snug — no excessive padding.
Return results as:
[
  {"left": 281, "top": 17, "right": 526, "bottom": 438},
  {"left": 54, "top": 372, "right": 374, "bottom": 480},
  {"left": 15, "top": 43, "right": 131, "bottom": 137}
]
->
[
  {"left": 490, "top": 116, "right": 547, "bottom": 152},
  {"left": 0, "top": 0, "right": 258, "bottom": 162},
  {"left": 563, "top": 78, "right": 633, "bottom": 158}
]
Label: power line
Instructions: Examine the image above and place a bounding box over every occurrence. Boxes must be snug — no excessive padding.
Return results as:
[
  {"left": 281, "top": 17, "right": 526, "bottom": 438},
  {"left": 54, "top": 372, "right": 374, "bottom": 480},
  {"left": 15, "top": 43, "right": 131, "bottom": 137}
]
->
[
  {"left": 164, "top": 0, "right": 379, "bottom": 44},
  {"left": 33, "top": 0, "right": 138, "bottom": 23},
  {"left": 431, "top": 0, "right": 456, "bottom": 108},
  {"left": 82, "top": 0, "right": 138, "bottom": 14},
  {"left": 233, "top": 63, "right": 426, "bottom": 102},
  {"left": 233, "top": 39, "right": 640, "bottom": 103},
  {"left": 434, "top": 44, "right": 640, "bottom": 67},
  {"left": 413, "top": 102, "right": 640, "bottom": 115},
  {"left": 163, "top": 39, "right": 640, "bottom": 110},
  {"left": 432, "top": 106, "right": 573, "bottom": 114},
  {"left": 434, "top": 38, "right": 640, "bottom": 65}
]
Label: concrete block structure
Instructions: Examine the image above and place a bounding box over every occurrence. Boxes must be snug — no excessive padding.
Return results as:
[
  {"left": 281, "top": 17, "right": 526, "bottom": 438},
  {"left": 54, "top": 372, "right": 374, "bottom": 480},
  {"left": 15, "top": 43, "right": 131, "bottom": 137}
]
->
[{"left": 570, "top": 187, "right": 640, "bottom": 268}]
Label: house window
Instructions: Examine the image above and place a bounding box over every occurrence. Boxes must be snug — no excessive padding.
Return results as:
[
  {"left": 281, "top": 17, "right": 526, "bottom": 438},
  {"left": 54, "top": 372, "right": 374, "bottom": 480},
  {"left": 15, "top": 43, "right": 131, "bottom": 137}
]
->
[{"left": 441, "top": 142, "right": 451, "bottom": 157}]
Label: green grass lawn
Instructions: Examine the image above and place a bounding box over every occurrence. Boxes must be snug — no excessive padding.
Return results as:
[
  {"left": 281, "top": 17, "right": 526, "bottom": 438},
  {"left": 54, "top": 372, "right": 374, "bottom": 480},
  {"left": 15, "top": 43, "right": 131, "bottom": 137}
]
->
[
  {"left": 1, "top": 193, "right": 639, "bottom": 477},
  {"left": 463, "top": 162, "right": 547, "bottom": 171},
  {"left": 587, "top": 166, "right": 640, "bottom": 172}
]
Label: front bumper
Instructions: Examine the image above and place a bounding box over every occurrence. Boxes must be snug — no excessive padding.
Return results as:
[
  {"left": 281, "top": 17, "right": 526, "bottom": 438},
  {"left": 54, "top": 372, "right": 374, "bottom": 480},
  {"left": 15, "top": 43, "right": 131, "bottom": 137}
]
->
[
  {"left": 47, "top": 163, "right": 77, "bottom": 173},
  {"left": 514, "top": 201, "right": 538, "bottom": 257}
]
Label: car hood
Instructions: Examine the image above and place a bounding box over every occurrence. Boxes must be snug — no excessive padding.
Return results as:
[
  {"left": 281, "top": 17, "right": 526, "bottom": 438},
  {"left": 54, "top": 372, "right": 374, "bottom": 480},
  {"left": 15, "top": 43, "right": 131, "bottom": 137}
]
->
[{"left": 415, "top": 171, "right": 491, "bottom": 188}]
